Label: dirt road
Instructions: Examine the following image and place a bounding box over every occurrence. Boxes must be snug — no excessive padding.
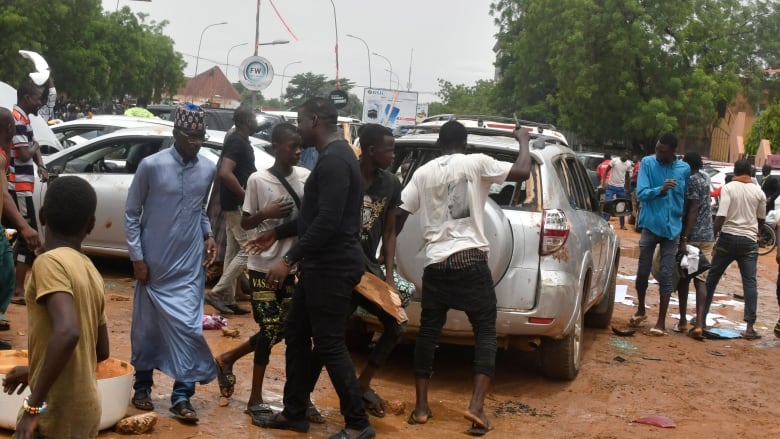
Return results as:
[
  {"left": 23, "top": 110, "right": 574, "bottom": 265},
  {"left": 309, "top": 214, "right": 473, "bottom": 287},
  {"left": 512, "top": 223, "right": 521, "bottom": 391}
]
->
[{"left": 2, "top": 226, "right": 780, "bottom": 438}]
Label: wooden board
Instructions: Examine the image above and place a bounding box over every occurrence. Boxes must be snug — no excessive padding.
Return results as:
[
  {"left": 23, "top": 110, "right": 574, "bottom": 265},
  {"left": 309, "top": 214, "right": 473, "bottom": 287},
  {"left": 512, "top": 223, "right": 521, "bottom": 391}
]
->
[{"left": 354, "top": 272, "right": 408, "bottom": 324}]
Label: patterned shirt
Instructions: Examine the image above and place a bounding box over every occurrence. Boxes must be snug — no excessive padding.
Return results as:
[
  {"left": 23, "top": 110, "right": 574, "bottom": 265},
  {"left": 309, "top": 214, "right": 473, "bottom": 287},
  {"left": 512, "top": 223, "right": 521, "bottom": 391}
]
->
[
  {"left": 685, "top": 171, "right": 714, "bottom": 241},
  {"left": 10, "top": 105, "right": 36, "bottom": 196}
]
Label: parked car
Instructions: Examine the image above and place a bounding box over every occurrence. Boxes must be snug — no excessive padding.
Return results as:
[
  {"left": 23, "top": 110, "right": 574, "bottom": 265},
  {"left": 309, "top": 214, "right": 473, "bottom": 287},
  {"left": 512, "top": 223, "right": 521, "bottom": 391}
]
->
[
  {"left": 576, "top": 152, "right": 615, "bottom": 188},
  {"left": 147, "top": 104, "right": 236, "bottom": 131},
  {"left": 0, "top": 80, "right": 63, "bottom": 154},
  {"left": 37, "top": 126, "right": 273, "bottom": 257},
  {"left": 357, "top": 126, "right": 620, "bottom": 381},
  {"left": 49, "top": 115, "right": 174, "bottom": 150}
]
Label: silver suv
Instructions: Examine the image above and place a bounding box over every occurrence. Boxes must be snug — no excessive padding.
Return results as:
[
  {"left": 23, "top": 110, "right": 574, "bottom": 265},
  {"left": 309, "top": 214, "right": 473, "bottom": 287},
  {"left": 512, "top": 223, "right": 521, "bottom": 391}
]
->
[{"left": 364, "top": 123, "right": 620, "bottom": 381}]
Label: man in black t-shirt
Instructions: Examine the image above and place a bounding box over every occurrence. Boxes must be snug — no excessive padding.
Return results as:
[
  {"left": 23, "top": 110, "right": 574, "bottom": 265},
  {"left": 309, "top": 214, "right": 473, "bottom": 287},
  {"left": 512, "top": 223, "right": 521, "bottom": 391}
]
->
[{"left": 205, "top": 107, "right": 257, "bottom": 315}]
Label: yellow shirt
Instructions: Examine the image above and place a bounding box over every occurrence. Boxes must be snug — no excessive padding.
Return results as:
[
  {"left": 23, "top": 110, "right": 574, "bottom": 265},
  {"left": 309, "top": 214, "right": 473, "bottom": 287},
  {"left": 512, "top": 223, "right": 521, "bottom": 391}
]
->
[{"left": 24, "top": 247, "right": 107, "bottom": 439}]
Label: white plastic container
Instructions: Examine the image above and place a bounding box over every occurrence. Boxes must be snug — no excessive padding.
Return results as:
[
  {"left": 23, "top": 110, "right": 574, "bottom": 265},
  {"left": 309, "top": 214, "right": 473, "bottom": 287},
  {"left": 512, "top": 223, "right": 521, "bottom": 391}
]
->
[{"left": 0, "top": 351, "right": 134, "bottom": 431}]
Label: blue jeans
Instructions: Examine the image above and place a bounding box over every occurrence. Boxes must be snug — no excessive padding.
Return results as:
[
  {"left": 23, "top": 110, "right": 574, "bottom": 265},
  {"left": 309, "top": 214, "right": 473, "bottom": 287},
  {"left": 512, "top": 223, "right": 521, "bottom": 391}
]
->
[
  {"left": 133, "top": 369, "right": 195, "bottom": 406},
  {"left": 705, "top": 233, "right": 759, "bottom": 323},
  {"left": 414, "top": 261, "right": 497, "bottom": 378},
  {"left": 636, "top": 229, "right": 678, "bottom": 296},
  {"left": 0, "top": 226, "right": 14, "bottom": 314},
  {"left": 605, "top": 185, "right": 627, "bottom": 227}
]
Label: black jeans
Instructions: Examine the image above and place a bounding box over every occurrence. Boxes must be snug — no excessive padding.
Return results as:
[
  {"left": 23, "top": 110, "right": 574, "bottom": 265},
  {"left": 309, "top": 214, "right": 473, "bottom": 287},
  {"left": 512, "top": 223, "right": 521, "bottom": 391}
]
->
[
  {"left": 281, "top": 270, "right": 369, "bottom": 430},
  {"left": 353, "top": 293, "right": 407, "bottom": 369},
  {"left": 414, "top": 260, "right": 497, "bottom": 378}
]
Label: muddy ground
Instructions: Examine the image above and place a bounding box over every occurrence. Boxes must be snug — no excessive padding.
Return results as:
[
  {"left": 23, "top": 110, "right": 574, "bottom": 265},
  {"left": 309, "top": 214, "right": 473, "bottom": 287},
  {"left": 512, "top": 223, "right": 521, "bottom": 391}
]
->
[{"left": 2, "top": 225, "right": 780, "bottom": 438}]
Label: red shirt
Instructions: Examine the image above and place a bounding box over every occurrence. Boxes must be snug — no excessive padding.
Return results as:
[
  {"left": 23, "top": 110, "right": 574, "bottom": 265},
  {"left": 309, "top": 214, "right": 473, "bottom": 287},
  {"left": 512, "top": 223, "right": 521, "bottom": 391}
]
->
[{"left": 596, "top": 159, "right": 611, "bottom": 184}]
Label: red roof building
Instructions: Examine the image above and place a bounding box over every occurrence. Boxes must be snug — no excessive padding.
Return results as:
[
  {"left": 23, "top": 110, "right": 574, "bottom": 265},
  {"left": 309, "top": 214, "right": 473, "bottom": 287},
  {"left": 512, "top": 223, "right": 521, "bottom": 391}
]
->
[{"left": 174, "top": 66, "right": 241, "bottom": 109}]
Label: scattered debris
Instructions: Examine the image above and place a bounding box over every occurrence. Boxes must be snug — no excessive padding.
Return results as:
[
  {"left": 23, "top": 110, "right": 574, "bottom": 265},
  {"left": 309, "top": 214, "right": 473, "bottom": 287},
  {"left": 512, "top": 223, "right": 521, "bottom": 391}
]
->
[
  {"left": 707, "top": 350, "right": 726, "bottom": 357},
  {"left": 613, "top": 356, "right": 627, "bottom": 363},
  {"left": 704, "top": 328, "right": 742, "bottom": 339},
  {"left": 609, "top": 337, "right": 639, "bottom": 356},
  {"left": 385, "top": 400, "right": 405, "bottom": 415},
  {"left": 115, "top": 412, "right": 157, "bottom": 434},
  {"left": 110, "top": 294, "right": 130, "bottom": 302},
  {"left": 632, "top": 415, "right": 676, "bottom": 428},
  {"left": 494, "top": 400, "right": 554, "bottom": 418},
  {"left": 641, "top": 356, "right": 662, "bottom": 361},
  {"left": 221, "top": 327, "right": 240, "bottom": 338},
  {"left": 218, "top": 396, "right": 230, "bottom": 407}
]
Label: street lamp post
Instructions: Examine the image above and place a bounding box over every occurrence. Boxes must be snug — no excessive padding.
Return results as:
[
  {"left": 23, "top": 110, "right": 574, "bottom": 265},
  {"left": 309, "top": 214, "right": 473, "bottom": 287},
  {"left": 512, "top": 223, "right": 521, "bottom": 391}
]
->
[
  {"left": 258, "top": 39, "right": 290, "bottom": 47},
  {"left": 194, "top": 21, "right": 228, "bottom": 79},
  {"left": 280, "top": 61, "right": 302, "bottom": 108},
  {"left": 372, "top": 52, "right": 393, "bottom": 89},
  {"left": 329, "top": 0, "right": 341, "bottom": 89},
  {"left": 225, "top": 42, "right": 249, "bottom": 82},
  {"left": 346, "top": 34, "right": 371, "bottom": 88},
  {"left": 385, "top": 69, "right": 400, "bottom": 90}
]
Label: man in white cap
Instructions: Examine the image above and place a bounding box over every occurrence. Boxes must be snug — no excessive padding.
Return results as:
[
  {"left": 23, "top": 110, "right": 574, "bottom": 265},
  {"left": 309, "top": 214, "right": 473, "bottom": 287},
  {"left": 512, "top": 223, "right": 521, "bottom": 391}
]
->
[{"left": 124, "top": 103, "right": 218, "bottom": 423}]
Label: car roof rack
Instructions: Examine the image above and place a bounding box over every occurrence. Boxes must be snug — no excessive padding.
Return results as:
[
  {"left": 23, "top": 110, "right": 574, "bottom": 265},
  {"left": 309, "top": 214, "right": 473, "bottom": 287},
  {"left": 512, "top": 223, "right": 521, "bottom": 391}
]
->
[{"left": 420, "top": 114, "right": 558, "bottom": 131}]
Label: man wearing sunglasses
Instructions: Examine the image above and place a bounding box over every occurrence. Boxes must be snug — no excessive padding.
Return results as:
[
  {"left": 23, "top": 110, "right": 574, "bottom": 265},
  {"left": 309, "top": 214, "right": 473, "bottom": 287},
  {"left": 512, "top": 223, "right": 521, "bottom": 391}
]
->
[{"left": 124, "top": 103, "right": 218, "bottom": 424}]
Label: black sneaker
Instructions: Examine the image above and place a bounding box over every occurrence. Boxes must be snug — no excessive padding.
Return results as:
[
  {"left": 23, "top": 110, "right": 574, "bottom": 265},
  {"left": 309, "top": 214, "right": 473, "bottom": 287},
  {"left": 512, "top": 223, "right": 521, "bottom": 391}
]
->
[{"left": 227, "top": 304, "right": 250, "bottom": 315}]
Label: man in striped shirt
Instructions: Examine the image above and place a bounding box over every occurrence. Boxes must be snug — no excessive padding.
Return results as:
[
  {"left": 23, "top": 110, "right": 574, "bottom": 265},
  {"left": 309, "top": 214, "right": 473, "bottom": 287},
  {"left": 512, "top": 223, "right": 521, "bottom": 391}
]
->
[{"left": 8, "top": 79, "right": 48, "bottom": 304}]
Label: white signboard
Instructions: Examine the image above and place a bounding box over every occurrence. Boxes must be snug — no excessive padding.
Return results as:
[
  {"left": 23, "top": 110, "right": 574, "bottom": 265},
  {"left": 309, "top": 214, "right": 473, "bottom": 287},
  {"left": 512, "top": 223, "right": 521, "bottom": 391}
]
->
[
  {"left": 416, "top": 103, "right": 429, "bottom": 123},
  {"left": 239, "top": 56, "right": 274, "bottom": 91},
  {"left": 361, "top": 88, "right": 419, "bottom": 129}
]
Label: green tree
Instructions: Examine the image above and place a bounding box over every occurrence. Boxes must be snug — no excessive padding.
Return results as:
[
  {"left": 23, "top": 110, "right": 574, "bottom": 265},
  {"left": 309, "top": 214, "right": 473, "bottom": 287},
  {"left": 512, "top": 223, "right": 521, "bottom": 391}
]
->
[
  {"left": 432, "top": 79, "right": 498, "bottom": 115},
  {"left": 491, "top": 0, "right": 780, "bottom": 149},
  {"left": 746, "top": 104, "right": 780, "bottom": 154},
  {"left": 283, "top": 73, "right": 361, "bottom": 116}
]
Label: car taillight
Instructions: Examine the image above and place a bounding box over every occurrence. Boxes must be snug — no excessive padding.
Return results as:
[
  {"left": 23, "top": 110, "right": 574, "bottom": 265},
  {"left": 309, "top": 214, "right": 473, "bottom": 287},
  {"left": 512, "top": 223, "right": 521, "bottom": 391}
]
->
[{"left": 540, "top": 209, "right": 569, "bottom": 255}]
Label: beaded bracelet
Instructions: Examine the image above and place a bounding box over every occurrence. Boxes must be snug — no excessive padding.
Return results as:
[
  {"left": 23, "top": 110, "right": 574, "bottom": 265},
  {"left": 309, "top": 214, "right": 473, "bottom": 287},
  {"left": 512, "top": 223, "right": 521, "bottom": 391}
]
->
[{"left": 22, "top": 397, "right": 47, "bottom": 415}]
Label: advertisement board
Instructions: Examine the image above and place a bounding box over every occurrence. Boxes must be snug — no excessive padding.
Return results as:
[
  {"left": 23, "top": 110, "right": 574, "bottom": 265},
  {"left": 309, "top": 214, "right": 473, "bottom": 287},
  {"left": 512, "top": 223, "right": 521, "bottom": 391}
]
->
[{"left": 361, "top": 88, "right": 418, "bottom": 129}]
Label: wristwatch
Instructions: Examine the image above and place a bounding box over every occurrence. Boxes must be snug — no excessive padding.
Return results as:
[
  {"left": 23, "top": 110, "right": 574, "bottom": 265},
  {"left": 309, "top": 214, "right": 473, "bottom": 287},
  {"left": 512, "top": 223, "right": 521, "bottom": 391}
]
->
[{"left": 282, "top": 254, "right": 294, "bottom": 267}]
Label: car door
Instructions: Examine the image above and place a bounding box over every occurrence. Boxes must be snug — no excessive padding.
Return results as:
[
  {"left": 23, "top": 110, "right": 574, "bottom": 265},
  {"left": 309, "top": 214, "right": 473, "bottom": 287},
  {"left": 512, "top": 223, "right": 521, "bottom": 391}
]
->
[
  {"left": 564, "top": 156, "right": 609, "bottom": 297},
  {"left": 44, "top": 135, "right": 166, "bottom": 255}
]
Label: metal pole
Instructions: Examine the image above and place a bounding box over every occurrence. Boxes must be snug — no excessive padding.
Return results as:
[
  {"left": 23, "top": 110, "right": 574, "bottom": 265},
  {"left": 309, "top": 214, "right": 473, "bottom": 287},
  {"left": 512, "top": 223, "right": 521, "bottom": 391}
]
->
[
  {"left": 385, "top": 69, "right": 400, "bottom": 89},
  {"left": 195, "top": 21, "right": 228, "bottom": 79},
  {"left": 346, "top": 34, "right": 371, "bottom": 88},
  {"left": 254, "top": 0, "right": 261, "bottom": 56},
  {"left": 280, "top": 61, "right": 302, "bottom": 108},
  {"left": 225, "top": 42, "right": 249, "bottom": 83},
  {"left": 372, "top": 52, "right": 393, "bottom": 89},
  {"left": 407, "top": 48, "right": 413, "bottom": 91},
  {"left": 329, "top": 0, "right": 340, "bottom": 89}
]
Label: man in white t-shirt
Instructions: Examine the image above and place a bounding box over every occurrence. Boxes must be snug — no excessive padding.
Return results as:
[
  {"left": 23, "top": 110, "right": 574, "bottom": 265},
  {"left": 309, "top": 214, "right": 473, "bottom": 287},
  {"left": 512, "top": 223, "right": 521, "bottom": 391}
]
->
[
  {"left": 704, "top": 159, "right": 766, "bottom": 339},
  {"left": 397, "top": 121, "right": 531, "bottom": 434},
  {"left": 604, "top": 154, "right": 633, "bottom": 229},
  {"left": 212, "top": 123, "right": 320, "bottom": 422}
]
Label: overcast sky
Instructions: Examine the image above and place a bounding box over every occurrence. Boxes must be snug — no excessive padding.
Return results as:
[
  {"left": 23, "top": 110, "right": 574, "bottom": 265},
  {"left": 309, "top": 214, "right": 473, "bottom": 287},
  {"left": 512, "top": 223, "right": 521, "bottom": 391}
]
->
[{"left": 103, "top": 0, "right": 499, "bottom": 102}]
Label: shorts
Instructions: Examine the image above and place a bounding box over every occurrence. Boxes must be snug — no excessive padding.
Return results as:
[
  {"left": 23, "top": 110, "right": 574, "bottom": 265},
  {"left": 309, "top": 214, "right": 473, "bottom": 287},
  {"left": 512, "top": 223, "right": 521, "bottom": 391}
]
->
[
  {"left": 10, "top": 193, "right": 37, "bottom": 265},
  {"left": 688, "top": 240, "right": 714, "bottom": 282},
  {"left": 248, "top": 270, "right": 295, "bottom": 365}
]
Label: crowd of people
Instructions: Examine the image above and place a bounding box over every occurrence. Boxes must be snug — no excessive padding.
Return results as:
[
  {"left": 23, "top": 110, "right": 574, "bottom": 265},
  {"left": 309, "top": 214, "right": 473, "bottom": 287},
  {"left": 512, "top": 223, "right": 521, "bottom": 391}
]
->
[{"left": 1, "top": 75, "right": 779, "bottom": 439}]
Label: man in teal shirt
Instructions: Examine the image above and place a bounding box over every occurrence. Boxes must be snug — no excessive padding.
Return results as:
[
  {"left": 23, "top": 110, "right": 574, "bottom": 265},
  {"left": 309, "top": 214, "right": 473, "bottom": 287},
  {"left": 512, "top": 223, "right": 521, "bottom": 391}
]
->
[{"left": 630, "top": 133, "right": 690, "bottom": 335}]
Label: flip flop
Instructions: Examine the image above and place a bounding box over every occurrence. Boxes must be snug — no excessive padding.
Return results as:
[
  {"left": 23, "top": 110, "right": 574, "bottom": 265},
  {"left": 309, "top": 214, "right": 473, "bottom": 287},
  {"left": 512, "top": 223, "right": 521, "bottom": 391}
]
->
[
  {"left": 741, "top": 331, "right": 762, "bottom": 340},
  {"left": 245, "top": 403, "right": 273, "bottom": 417},
  {"left": 407, "top": 408, "right": 433, "bottom": 425},
  {"left": 214, "top": 357, "right": 236, "bottom": 397},
  {"left": 467, "top": 421, "right": 494, "bottom": 436},
  {"left": 131, "top": 389, "right": 154, "bottom": 411},
  {"left": 10, "top": 297, "right": 25, "bottom": 306},
  {"left": 774, "top": 319, "right": 780, "bottom": 339},
  {"left": 628, "top": 314, "right": 647, "bottom": 328},
  {"left": 672, "top": 322, "right": 687, "bottom": 333},
  {"left": 688, "top": 327, "right": 705, "bottom": 341},
  {"left": 362, "top": 388, "right": 386, "bottom": 418},
  {"left": 0, "top": 317, "right": 9, "bottom": 331},
  {"left": 648, "top": 328, "right": 668, "bottom": 336}
]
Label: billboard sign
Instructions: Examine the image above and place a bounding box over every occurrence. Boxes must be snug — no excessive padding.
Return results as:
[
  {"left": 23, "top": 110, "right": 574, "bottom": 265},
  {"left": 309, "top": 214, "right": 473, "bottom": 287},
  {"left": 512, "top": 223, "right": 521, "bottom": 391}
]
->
[{"left": 361, "top": 88, "right": 418, "bottom": 129}]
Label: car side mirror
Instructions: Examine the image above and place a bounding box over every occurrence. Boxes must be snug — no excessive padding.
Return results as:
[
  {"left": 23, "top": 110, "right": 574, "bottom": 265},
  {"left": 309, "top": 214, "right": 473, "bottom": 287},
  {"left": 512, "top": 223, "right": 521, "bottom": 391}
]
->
[{"left": 603, "top": 198, "right": 632, "bottom": 217}]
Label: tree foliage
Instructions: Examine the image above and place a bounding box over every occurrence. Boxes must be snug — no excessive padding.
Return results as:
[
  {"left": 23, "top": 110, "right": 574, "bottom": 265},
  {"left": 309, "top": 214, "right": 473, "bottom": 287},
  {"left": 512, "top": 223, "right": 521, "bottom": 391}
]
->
[
  {"left": 430, "top": 79, "right": 499, "bottom": 115},
  {"left": 746, "top": 104, "right": 780, "bottom": 154},
  {"left": 0, "top": 1, "right": 184, "bottom": 102},
  {"left": 284, "top": 73, "right": 362, "bottom": 117},
  {"left": 491, "top": 0, "right": 780, "bottom": 148}
]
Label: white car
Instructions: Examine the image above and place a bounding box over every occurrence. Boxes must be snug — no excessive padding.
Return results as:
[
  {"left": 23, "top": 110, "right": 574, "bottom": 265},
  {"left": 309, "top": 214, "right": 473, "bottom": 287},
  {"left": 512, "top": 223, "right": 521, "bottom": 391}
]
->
[
  {"left": 49, "top": 115, "right": 174, "bottom": 151},
  {"left": 38, "top": 126, "right": 273, "bottom": 257}
]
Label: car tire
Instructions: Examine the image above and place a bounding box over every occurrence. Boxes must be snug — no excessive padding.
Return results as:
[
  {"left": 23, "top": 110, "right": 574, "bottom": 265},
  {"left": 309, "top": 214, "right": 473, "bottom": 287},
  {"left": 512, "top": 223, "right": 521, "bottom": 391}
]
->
[
  {"left": 540, "top": 303, "right": 583, "bottom": 381},
  {"left": 585, "top": 248, "right": 619, "bottom": 329}
]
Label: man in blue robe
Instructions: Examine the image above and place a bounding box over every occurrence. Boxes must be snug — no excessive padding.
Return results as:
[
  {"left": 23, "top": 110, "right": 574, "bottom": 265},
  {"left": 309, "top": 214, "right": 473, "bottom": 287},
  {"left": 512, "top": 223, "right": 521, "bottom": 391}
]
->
[{"left": 124, "top": 103, "right": 218, "bottom": 423}]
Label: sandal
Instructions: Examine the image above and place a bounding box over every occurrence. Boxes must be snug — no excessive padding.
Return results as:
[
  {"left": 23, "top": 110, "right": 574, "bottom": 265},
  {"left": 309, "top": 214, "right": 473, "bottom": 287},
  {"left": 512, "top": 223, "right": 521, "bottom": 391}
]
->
[
  {"left": 10, "top": 297, "right": 25, "bottom": 306},
  {"left": 464, "top": 411, "right": 494, "bottom": 436},
  {"left": 0, "top": 316, "right": 9, "bottom": 331},
  {"left": 214, "top": 357, "right": 235, "bottom": 397},
  {"left": 407, "top": 408, "right": 433, "bottom": 425},
  {"left": 362, "top": 388, "right": 386, "bottom": 418},
  {"left": 628, "top": 314, "right": 647, "bottom": 328},
  {"left": 245, "top": 403, "right": 273, "bottom": 417},
  {"left": 307, "top": 404, "right": 326, "bottom": 424},
  {"left": 688, "top": 327, "right": 705, "bottom": 341},
  {"left": 774, "top": 319, "right": 780, "bottom": 339},
  {"left": 131, "top": 389, "right": 154, "bottom": 411},
  {"left": 170, "top": 400, "right": 199, "bottom": 423},
  {"left": 741, "top": 331, "right": 762, "bottom": 340}
]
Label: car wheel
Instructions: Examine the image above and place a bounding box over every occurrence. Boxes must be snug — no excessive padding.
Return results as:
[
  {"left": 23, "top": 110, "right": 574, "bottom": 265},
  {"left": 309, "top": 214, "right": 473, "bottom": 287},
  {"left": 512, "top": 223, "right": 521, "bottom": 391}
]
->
[
  {"left": 585, "top": 248, "right": 619, "bottom": 329},
  {"left": 540, "top": 303, "right": 583, "bottom": 381}
]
